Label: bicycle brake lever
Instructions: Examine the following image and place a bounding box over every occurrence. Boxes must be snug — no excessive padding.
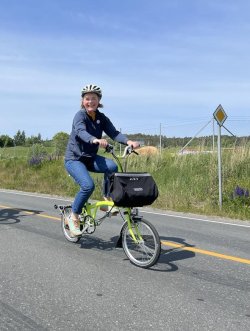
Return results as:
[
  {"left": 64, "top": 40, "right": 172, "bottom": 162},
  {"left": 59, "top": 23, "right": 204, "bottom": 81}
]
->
[
  {"left": 126, "top": 145, "right": 133, "bottom": 154},
  {"left": 127, "top": 145, "right": 139, "bottom": 155},
  {"left": 105, "top": 144, "right": 114, "bottom": 153}
]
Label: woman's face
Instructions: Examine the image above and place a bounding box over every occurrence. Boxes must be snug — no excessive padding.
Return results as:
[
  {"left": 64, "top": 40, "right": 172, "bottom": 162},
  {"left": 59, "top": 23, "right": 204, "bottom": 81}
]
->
[{"left": 82, "top": 93, "right": 100, "bottom": 113}]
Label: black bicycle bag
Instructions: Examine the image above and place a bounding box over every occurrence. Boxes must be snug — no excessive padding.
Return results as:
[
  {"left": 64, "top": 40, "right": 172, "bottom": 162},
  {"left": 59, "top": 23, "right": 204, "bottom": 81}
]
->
[{"left": 108, "top": 172, "right": 158, "bottom": 207}]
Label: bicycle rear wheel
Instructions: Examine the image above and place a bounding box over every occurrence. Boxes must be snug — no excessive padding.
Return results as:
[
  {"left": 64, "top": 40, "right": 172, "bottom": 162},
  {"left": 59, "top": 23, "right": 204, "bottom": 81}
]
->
[
  {"left": 61, "top": 207, "right": 80, "bottom": 243},
  {"left": 122, "top": 219, "right": 161, "bottom": 268}
]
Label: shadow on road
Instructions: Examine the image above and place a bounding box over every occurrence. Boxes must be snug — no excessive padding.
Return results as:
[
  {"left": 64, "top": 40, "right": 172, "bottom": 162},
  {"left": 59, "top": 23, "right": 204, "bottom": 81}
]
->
[
  {"left": 0, "top": 208, "right": 44, "bottom": 224},
  {"left": 79, "top": 235, "right": 119, "bottom": 251},
  {"left": 78, "top": 234, "right": 195, "bottom": 272},
  {"left": 151, "top": 236, "right": 196, "bottom": 272}
]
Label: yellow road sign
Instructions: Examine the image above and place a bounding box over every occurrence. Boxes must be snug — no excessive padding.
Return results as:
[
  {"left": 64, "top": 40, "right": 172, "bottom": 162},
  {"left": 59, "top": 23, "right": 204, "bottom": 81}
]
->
[{"left": 213, "top": 104, "right": 227, "bottom": 126}]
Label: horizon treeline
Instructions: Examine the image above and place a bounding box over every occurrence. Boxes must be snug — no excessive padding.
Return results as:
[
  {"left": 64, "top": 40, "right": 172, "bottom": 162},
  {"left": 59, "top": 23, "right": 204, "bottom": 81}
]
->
[{"left": 1, "top": 130, "right": 250, "bottom": 148}]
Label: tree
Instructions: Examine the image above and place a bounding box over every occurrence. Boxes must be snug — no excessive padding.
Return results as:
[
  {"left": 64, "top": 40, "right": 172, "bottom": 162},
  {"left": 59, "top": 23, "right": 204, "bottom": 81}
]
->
[
  {"left": 25, "top": 133, "right": 43, "bottom": 146},
  {"left": 0, "top": 135, "right": 14, "bottom": 147},
  {"left": 52, "top": 132, "right": 69, "bottom": 156},
  {"left": 14, "top": 130, "right": 26, "bottom": 146}
]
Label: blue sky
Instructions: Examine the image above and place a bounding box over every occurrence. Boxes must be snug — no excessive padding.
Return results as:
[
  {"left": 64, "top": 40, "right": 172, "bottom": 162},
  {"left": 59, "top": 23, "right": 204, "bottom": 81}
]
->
[{"left": 0, "top": 0, "right": 250, "bottom": 139}]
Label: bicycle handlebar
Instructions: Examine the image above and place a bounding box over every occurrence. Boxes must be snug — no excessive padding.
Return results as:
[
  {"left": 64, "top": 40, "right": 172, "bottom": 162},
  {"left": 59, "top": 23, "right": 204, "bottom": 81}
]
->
[
  {"left": 123, "top": 145, "right": 139, "bottom": 157},
  {"left": 105, "top": 144, "right": 139, "bottom": 157}
]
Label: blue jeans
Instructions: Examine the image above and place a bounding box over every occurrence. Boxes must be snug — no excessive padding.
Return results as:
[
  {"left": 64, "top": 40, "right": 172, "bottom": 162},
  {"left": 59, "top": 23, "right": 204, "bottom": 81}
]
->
[{"left": 65, "top": 155, "right": 118, "bottom": 214}]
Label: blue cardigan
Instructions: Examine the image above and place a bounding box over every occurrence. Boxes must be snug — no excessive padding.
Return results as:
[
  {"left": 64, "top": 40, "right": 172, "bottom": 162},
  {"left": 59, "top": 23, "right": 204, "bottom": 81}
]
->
[{"left": 65, "top": 109, "right": 128, "bottom": 160}]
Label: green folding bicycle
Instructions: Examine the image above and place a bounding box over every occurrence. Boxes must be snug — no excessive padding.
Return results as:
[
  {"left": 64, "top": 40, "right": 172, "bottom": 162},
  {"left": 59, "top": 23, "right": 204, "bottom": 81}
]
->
[{"left": 55, "top": 145, "right": 161, "bottom": 268}]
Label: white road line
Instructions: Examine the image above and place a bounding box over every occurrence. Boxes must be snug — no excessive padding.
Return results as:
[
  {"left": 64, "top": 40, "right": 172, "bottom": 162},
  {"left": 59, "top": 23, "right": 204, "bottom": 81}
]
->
[
  {"left": 141, "top": 210, "right": 250, "bottom": 228},
  {"left": 0, "top": 189, "right": 72, "bottom": 202},
  {"left": 1, "top": 189, "right": 250, "bottom": 228}
]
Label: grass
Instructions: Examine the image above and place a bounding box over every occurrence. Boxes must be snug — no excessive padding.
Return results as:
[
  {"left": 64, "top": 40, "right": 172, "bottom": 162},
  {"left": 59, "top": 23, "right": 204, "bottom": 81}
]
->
[
  {"left": 0, "top": 145, "right": 249, "bottom": 220},
  {"left": 0, "top": 145, "right": 55, "bottom": 159}
]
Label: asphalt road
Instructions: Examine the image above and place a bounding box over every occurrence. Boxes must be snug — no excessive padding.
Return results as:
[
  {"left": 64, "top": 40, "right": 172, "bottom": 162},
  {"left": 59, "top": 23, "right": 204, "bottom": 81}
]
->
[{"left": 0, "top": 189, "right": 250, "bottom": 331}]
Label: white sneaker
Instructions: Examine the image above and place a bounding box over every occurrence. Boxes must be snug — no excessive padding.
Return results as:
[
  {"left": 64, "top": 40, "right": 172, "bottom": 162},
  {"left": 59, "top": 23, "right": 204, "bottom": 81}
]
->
[{"left": 68, "top": 214, "right": 82, "bottom": 236}]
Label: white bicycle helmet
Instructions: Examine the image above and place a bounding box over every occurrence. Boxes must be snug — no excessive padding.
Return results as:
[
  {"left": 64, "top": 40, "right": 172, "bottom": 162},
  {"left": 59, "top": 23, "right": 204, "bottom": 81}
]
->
[{"left": 81, "top": 84, "right": 102, "bottom": 99}]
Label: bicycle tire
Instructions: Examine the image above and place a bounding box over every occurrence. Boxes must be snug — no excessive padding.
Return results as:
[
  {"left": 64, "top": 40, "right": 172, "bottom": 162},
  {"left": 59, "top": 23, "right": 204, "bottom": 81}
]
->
[
  {"left": 61, "top": 211, "right": 81, "bottom": 243},
  {"left": 122, "top": 219, "right": 161, "bottom": 268}
]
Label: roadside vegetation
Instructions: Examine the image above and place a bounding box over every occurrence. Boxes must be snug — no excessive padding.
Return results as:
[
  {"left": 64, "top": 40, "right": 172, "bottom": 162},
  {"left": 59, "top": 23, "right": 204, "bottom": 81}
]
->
[{"left": 0, "top": 131, "right": 249, "bottom": 220}]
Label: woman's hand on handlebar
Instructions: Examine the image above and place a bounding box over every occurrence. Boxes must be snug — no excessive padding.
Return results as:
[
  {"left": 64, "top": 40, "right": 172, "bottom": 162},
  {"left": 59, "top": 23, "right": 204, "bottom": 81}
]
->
[
  {"left": 127, "top": 140, "right": 140, "bottom": 149},
  {"left": 92, "top": 138, "right": 108, "bottom": 148}
]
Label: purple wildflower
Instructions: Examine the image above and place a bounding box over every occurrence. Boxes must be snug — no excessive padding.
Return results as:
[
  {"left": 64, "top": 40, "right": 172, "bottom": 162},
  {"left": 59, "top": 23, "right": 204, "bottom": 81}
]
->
[
  {"left": 234, "top": 186, "right": 244, "bottom": 197},
  {"left": 28, "top": 156, "right": 42, "bottom": 166}
]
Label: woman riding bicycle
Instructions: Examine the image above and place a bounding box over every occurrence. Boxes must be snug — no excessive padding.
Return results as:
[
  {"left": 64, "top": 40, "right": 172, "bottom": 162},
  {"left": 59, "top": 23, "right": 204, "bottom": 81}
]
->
[{"left": 65, "top": 84, "right": 139, "bottom": 236}]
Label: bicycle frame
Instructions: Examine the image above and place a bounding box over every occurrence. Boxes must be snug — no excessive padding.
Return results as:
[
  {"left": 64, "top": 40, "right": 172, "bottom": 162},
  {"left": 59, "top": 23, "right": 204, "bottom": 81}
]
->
[
  {"left": 80, "top": 200, "right": 141, "bottom": 243},
  {"left": 83, "top": 200, "right": 114, "bottom": 219}
]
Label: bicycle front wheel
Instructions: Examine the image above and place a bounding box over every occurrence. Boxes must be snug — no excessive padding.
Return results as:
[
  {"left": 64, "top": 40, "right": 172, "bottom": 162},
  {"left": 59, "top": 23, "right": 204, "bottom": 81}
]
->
[{"left": 122, "top": 219, "right": 161, "bottom": 268}]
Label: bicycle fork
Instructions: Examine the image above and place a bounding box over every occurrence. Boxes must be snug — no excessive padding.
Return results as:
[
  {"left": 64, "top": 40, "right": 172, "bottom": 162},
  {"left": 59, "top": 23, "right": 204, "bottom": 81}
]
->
[{"left": 116, "top": 208, "right": 143, "bottom": 248}]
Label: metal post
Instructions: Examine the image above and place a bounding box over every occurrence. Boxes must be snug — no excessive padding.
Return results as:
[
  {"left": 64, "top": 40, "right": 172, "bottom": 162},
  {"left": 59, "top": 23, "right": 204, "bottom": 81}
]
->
[
  {"left": 159, "top": 123, "right": 162, "bottom": 154},
  {"left": 119, "top": 128, "right": 122, "bottom": 156},
  {"left": 217, "top": 124, "right": 222, "bottom": 209},
  {"left": 212, "top": 118, "right": 215, "bottom": 152},
  {"left": 213, "top": 105, "right": 228, "bottom": 210}
]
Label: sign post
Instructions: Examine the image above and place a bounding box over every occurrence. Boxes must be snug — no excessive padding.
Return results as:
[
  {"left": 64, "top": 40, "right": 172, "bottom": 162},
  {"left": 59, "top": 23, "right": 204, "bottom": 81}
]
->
[{"left": 213, "top": 105, "right": 228, "bottom": 209}]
